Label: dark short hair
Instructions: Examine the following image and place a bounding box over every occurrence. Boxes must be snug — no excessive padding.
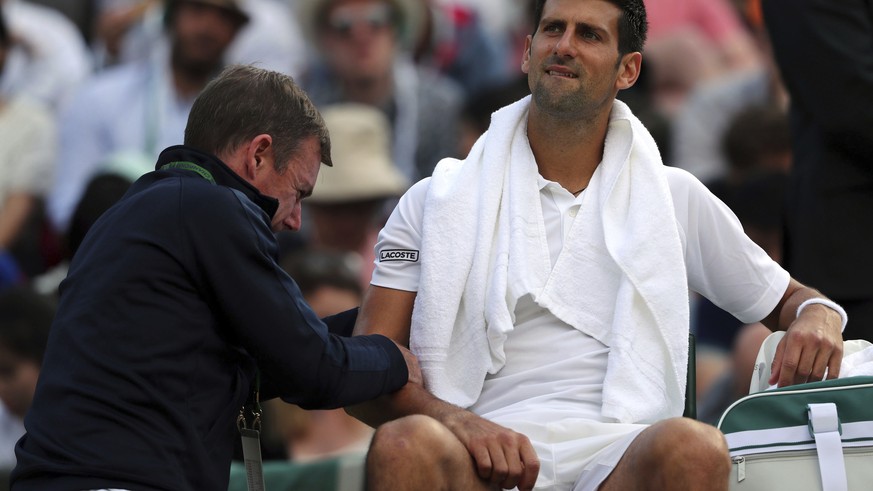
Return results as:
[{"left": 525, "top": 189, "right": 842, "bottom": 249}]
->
[
  {"left": 163, "top": 0, "right": 250, "bottom": 29},
  {"left": 184, "top": 64, "right": 332, "bottom": 172},
  {"left": 67, "top": 173, "right": 134, "bottom": 259},
  {"left": 531, "top": 0, "right": 647, "bottom": 55},
  {"left": 0, "top": 286, "right": 55, "bottom": 364},
  {"left": 722, "top": 104, "right": 790, "bottom": 172}
]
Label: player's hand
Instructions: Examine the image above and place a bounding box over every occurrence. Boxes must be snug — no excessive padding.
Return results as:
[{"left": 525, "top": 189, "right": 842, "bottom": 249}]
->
[
  {"left": 440, "top": 409, "right": 540, "bottom": 490},
  {"left": 769, "top": 303, "right": 843, "bottom": 387}
]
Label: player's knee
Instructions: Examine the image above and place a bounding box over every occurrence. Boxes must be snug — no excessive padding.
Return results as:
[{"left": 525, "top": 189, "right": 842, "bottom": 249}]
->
[
  {"left": 690, "top": 422, "right": 729, "bottom": 464},
  {"left": 658, "top": 419, "right": 730, "bottom": 474},
  {"left": 368, "top": 415, "right": 450, "bottom": 464},
  {"left": 367, "top": 414, "right": 466, "bottom": 489},
  {"left": 625, "top": 419, "right": 729, "bottom": 490}
]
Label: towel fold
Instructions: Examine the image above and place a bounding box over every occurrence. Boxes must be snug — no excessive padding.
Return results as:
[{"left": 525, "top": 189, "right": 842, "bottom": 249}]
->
[
  {"left": 842, "top": 345, "right": 873, "bottom": 377},
  {"left": 411, "top": 96, "right": 689, "bottom": 423}
]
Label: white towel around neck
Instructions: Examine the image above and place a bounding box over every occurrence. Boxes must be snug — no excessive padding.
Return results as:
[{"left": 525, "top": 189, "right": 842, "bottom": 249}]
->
[{"left": 411, "top": 96, "right": 689, "bottom": 423}]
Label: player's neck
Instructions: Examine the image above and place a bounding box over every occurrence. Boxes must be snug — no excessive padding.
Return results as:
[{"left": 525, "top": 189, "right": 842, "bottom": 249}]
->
[{"left": 527, "top": 110, "right": 606, "bottom": 193}]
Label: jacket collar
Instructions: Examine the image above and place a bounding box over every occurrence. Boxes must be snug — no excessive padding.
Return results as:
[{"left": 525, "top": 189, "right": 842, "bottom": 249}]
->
[{"left": 155, "top": 145, "right": 279, "bottom": 219}]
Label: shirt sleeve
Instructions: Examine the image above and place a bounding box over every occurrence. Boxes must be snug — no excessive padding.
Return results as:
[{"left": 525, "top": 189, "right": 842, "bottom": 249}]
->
[
  {"left": 370, "top": 177, "right": 431, "bottom": 292},
  {"left": 183, "top": 185, "right": 408, "bottom": 409},
  {"left": 668, "top": 167, "right": 790, "bottom": 323}
]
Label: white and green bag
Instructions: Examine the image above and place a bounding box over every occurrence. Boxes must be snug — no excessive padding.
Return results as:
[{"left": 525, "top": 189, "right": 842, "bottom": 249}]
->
[
  {"left": 717, "top": 331, "right": 873, "bottom": 491},
  {"left": 718, "top": 375, "right": 873, "bottom": 490}
]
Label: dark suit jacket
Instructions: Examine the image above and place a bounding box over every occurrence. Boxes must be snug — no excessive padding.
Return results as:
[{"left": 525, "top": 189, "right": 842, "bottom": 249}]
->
[{"left": 762, "top": 0, "right": 873, "bottom": 306}]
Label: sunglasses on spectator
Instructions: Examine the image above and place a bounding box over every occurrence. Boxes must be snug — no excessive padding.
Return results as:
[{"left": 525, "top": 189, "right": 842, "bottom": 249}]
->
[{"left": 327, "top": 4, "right": 393, "bottom": 37}]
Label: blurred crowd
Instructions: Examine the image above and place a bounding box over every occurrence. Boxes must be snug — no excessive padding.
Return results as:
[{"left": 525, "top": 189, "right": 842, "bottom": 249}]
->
[{"left": 0, "top": 0, "right": 813, "bottom": 476}]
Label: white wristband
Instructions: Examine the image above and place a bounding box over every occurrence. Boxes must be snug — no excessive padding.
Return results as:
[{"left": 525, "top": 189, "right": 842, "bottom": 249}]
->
[{"left": 796, "top": 298, "right": 848, "bottom": 333}]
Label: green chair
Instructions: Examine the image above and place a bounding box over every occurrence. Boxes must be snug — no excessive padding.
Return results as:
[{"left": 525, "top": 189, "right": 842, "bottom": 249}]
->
[
  {"left": 227, "top": 452, "right": 366, "bottom": 491},
  {"left": 684, "top": 332, "right": 697, "bottom": 419}
]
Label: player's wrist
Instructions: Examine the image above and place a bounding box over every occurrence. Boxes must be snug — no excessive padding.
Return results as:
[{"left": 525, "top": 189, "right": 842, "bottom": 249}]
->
[{"left": 796, "top": 298, "right": 848, "bottom": 333}]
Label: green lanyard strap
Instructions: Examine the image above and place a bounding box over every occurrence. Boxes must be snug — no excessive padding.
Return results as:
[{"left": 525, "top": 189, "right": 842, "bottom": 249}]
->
[{"left": 159, "top": 161, "right": 216, "bottom": 185}]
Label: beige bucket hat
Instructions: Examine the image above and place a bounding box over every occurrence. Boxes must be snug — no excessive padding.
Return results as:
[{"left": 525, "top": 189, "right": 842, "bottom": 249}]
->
[{"left": 309, "top": 103, "right": 409, "bottom": 204}]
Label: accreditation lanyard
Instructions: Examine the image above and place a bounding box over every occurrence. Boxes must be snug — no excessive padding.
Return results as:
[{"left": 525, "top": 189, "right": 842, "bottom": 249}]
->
[{"left": 238, "top": 370, "right": 266, "bottom": 491}]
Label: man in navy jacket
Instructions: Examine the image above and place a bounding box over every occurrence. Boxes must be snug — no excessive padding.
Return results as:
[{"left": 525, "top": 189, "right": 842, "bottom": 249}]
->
[{"left": 11, "top": 64, "right": 419, "bottom": 491}]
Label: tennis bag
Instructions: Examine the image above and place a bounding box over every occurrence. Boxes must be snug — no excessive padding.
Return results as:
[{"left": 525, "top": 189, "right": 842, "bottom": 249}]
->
[{"left": 717, "top": 375, "right": 873, "bottom": 490}]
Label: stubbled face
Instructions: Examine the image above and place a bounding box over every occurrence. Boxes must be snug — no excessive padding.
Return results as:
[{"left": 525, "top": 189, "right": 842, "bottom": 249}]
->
[
  {"left": 256, "top": 137, "right": 323, "bottom": 232},
  {"left": 319, "top": 0, "right": 397, "bottom": 83},
  {"left": 522, "top": 0, "right": 630, "bottom": 120},
  {"left": 170, "top": 2, "right": 240, "bottom": 75}
]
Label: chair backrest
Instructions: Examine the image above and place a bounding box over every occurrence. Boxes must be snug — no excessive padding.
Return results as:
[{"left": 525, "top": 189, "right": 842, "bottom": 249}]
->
[{"left": 684, "top": 332, "right": 696, "bottom": 419}]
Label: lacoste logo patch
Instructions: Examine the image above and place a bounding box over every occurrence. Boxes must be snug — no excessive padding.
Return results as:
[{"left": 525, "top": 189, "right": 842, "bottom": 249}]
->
[{"left": 379, "top": 249, "right": 420, "bottom": 262}]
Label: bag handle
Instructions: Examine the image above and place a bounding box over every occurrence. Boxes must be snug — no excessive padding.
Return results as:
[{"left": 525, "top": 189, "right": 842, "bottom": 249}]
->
[{"left": 808, "top": 402, "right": 847, "bottom": 491}]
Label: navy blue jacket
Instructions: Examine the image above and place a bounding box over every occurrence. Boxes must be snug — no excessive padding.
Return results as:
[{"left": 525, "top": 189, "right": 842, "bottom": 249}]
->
[{"left": 11, "top": 146, "right": 408, "bottom": 490}]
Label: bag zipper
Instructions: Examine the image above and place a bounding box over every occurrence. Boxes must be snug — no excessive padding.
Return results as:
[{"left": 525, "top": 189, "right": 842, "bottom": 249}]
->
[{"left": 730, "top": 447, "right": 873, "bottom": 483}]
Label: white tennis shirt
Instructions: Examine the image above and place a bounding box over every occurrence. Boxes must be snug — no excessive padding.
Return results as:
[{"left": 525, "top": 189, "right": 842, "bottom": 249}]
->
[{"left": 371, "top": 165, "right": 789, "bottom": 426}]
